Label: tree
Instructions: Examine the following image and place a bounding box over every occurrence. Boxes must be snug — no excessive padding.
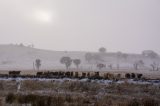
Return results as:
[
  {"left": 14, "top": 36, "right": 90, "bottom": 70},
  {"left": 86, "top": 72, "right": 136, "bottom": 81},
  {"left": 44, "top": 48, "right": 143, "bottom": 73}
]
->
[
  {"left": 116, "top": 51, "right": 123, "bottom": 69},
  {"left": 149, "top": 52, "right": 159, "bottom": 59},
  {"left": 142, "top": 50, "right": 159, "bottom": 59},
  {"left": 60, "top": 56, "right": 72, "bottom": 69},
  {"left": 73, "top": 59, "right": 81, "bottom": 69},
  {"left": 35, "top": 59, "right": 41, "bottom": 70},
  {"left": 133, "top": 60, "right": 144, "bottom": 70},
  {"left": 97, "top": 63, "right": 106, "bottom": 70},
  {"left": 133, "top": 63, "right": 138, "bottom": 70},
  {"left": 150, "top": 62, "right": 159, "bottom": 71},
  {"left": 99, "top": 47, "right": 106, "bottom": 53},
  {"left": 85, "top": 52, "right": 93, "bottom": 63}
]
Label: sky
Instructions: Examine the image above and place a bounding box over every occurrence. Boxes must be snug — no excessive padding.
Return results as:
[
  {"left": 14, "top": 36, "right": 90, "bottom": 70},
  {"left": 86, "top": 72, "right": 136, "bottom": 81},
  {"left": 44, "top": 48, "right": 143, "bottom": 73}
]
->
[{"left": 0, "top": 0, "right": 160, "bottom": 54}]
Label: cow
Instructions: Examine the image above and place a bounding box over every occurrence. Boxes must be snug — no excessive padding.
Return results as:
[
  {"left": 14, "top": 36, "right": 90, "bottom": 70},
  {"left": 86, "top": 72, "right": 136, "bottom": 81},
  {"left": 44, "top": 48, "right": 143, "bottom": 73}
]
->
[
  {"left": 103, "top": 73, "right": 114, "bottom": 80},
  {"left": 137, "top": 74, "right": 143, "bottom": 79},
  {"left": 36, "top": 72, "right": 44, "bottom": 78},
  {"left": 87, "top": 72, "right": 90, "bottom": 77},
  {"left": 91, "top": 72, "right": 102, "bottom": 79},
  {"left": 74, "top": 72, "right": 79, "bottom": 78},
  {"left": 131, "top": 73, "right": 136, "bottom": 79},
  {"left": 125, "top": 73, "right": 131, "bottom": 79},
  {"left": 9, "top": 71, "right": 21, "bottom": 78},
  {"left": 58, "top": 72, "right": 65, "bottom": 78},
  {"left": 82, "top": 72, "right": 86, "bottom": 78},
  {"left": 65, "top": 72, "right": 71, "bottom": 77}
]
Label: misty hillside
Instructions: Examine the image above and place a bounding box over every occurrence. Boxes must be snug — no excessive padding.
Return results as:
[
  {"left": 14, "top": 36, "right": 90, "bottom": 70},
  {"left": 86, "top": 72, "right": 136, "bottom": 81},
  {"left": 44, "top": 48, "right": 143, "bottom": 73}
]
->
[
  {"left": 0, "top": 44, "right": 86, "bottom": 70},
  {"left": 0, "top": 44, "right": 159, "bottom": 70}
]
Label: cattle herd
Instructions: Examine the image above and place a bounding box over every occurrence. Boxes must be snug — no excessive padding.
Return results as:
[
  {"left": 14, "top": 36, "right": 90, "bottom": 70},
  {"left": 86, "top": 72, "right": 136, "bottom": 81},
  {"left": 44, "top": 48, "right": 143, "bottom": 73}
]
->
[{"left": 0, "top": 70, "right": 143, "bottom": 80}]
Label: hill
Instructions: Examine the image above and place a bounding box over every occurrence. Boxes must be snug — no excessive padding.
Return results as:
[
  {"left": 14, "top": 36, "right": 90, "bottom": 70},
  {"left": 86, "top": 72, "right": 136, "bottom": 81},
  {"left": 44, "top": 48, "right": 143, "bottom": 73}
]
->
[
  {"left": 0, "top": 44, "right": 85, "bottom": 70},
  {"left": 0, "top": 44, "right": 159, "bottom": 71}
]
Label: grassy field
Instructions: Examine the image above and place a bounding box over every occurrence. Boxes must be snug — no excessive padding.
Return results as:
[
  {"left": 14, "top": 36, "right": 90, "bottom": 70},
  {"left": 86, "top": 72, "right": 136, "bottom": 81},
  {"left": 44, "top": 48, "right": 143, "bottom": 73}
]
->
[{"left": 0, "top": 78, "right": 160, "bottom": 106}]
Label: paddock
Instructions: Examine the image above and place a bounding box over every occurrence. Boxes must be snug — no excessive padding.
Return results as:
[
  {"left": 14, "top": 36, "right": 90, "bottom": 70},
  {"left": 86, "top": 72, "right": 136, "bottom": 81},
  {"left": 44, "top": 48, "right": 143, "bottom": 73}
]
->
[{"left": 0, "top": 69, "right": 159, "bottom": 80}]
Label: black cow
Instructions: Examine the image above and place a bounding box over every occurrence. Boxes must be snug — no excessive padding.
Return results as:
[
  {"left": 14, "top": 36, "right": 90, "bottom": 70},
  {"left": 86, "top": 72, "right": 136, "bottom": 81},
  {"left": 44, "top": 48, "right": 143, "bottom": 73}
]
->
[
  {"left": 131, "top": 73, "right": 136, "bottom": 79},
  {"left": 82, "top": 73, "right": 86, "bottom": 78},
  {"left": 9, "top": 71, "right": 21, "bottom": 78},
  {"left": 36, "top": 72, "right": 43, "bottom": 77},
  {"left": 75, "top": 72, "right": 79, "bottom": 78},
  {"left": 87, "top": 72, "right": 90, "bottom": 77},
  {"left": 125, "top": 73, "right": 131, "bottom": 79},
  {"left": 65, "top": 72, "right": 71, "bottom": 77},
  {"left": 137, "top": 74, "right": 143, "bottom": 79}
]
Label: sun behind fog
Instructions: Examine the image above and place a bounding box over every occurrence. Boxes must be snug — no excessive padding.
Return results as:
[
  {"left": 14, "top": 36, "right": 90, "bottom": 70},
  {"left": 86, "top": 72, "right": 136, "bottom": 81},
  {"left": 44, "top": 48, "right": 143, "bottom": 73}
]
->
[{"left": 34, "top": 10, "right": 53, "bottom": 23}]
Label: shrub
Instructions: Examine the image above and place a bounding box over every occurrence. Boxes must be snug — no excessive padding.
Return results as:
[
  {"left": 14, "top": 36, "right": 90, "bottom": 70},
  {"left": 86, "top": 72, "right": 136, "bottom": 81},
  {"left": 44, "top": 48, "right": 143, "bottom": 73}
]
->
[
  {"left": 141, "top": 97, "right": 159, "bottom": 106},
  {"left": 128, "top": 99, "right": 140, "bottom": 106},
  {"left": 5, "top": 93, "right": 16, "bottom": 104}
]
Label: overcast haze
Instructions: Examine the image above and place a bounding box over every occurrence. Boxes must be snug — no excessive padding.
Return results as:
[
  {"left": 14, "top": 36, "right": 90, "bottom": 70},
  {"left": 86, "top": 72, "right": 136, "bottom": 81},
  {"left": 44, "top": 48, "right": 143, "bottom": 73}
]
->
[{"left": 0, "top": 0, "right": 160, "bottom": 53}]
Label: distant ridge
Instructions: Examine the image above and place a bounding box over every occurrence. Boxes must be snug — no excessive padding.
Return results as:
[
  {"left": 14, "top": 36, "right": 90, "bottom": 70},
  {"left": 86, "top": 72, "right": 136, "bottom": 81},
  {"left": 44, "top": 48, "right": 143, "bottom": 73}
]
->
[{"left": 0, "top": 44, "right": 159, "bottom": 70}]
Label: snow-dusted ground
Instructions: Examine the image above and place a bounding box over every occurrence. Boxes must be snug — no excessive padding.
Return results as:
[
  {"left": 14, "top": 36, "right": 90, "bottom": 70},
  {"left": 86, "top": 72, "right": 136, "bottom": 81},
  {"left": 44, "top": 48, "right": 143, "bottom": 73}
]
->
[{"left": 0, "top": 77, "right": 159, "bottom": 86}]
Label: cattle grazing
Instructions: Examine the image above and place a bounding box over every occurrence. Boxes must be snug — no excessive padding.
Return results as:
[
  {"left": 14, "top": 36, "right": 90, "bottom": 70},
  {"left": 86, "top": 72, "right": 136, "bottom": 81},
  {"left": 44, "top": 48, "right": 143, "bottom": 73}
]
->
[
  {"left": 108, "top": 73, "right": 114, "bottom": 80},
  {"left": 9, "top": 71, "right": 21, "bottom": 78},
  {"left": 36, "top": 72, "right": 43, "bottom": 77},
  {"left": 116, "top": 74, "right": 121, "bottom": 80},
  {"left": 103, "top": 73, "right": 114, "bottom": 79},
  {"left": 71, "top": 72, "right": 73, "bottom": 77},
  {"left": 87, "top": 72, "right": 90, "bottom": 77},
  {"left": 0, "top": 70, "right": 145, "bottom": 80},
  {"left": 92, "top": 72, "right": 101, "bottom": 79},
  {"left": 75, "top": 72, "right": 79, "bottom": 78},
  {"left": 131, "top": 73, "right": 136, "bottom": 79},
  {"left": 125, "top": 73, "right": 131, "bottom": 79},
  {"left": 58, "top": 72, "right": 65, "bottom": 77},
  {"left": 65, "top": 72, "right": 72, "bottom": 77},
  {"left": 137, "top": 74, "right": 143, "bottom": 79},
  {"left": 95, "top": 72, "right": 99, "bottom": 77},
  {"left": 53, "top": 72, "right": 59, "bottom": 76},
  {"left": 82, "top": 72, "right": 86, "bottom": 78},
  {"left": 103, "top": 73, "right": 109, "bottom": 79}
]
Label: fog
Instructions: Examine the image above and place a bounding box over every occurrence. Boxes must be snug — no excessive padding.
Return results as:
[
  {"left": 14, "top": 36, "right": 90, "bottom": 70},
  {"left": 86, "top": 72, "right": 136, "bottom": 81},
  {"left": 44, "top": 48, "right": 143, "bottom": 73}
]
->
[{"left": 0, "top": 0, "right": 159, "bottom": 53}]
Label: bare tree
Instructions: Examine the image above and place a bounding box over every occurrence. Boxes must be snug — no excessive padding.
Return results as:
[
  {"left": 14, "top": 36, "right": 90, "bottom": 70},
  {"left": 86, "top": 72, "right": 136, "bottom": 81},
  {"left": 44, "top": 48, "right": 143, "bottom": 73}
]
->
[
  {"left": 133, "top": 63, "right": 138, "bottom": 70},
  {"left": 116, "top": 51, "right": 122, "bottom": 69},
  {"left": 85, "top": 52, "right": 93, "bottom": 63},
  {"left": 73, "top": 59, "right": 81, "bottom": 69},
  {"left": 142, "top": 50, "right": 159, "bottom": 59},
  {"left": 60, "top": 56, "right": 72, "bottom": 69},
  {"left": 133, "top": 60, "right": 144, "bottom": 70},
  {"left": 150, "top": 62, "right": 159, "bottom": 71},
  {"left": 108, "top": 64, "right": 113, "bottom": 69},
  {"left": 35, "top": 59, "right": 41, "bottom": 70}
]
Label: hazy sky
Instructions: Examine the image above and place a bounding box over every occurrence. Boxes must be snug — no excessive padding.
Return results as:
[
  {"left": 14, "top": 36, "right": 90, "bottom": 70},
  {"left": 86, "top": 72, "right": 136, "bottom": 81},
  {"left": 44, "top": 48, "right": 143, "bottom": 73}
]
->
[{"left": 0, "top": 0, "right": 160, "bottom": 53}]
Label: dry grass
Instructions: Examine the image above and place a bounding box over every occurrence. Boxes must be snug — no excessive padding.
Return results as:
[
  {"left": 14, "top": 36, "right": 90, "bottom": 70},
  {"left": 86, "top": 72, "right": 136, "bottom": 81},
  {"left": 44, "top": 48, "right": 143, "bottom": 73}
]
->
[
  {"left": 4, "top": 93, "right": 159, "bottom": 106},
  {"left": 0, "top": 79, "right": 159, "bottom": 106}
]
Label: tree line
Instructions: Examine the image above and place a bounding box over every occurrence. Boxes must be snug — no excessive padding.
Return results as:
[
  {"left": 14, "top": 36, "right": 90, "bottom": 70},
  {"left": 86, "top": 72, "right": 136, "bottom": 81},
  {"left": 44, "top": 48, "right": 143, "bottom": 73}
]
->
[{"left": 33, "top": 47, "right": 160, "bottom": 71}]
